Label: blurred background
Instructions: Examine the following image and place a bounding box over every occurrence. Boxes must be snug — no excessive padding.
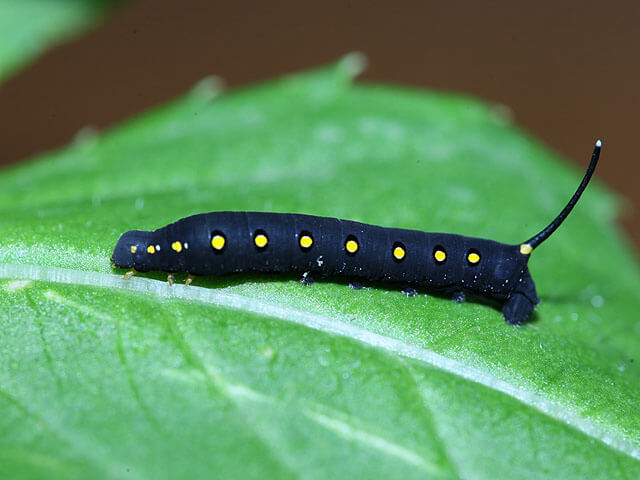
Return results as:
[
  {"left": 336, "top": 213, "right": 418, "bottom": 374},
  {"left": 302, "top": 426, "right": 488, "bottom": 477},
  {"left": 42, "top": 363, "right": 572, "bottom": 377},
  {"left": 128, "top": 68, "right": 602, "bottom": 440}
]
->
[{"left": 0, "top": 0, "right": 638, "bottom": 249}]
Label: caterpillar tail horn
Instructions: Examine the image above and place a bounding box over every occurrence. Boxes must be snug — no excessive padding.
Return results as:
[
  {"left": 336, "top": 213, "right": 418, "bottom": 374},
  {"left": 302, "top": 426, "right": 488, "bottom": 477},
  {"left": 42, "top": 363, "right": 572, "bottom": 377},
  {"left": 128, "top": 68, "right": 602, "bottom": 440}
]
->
[{"left": 520, "top": 140, "right": 602, "bottom": 255}]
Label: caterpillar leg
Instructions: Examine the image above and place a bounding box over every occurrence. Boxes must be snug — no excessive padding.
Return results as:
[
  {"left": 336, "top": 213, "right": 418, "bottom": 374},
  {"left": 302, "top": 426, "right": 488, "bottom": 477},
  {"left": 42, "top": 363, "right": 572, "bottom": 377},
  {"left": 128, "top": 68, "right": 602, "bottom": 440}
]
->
[
  {"left": 123, "top": 269, "right": 137, "bottom": 279},
  {"left": 451, "top": 291, "right": 466, "bottom": 303},
  {"left": 502, "top": 293, "right": 535, "bottom": 326},
  {"left": 402, "top": 287, "right": 418, "bottom": 297},
  {"left": 185, "top": 274, "right": 195, "bottom": 287},
  {"left": 300, "top": 272, "right": 314, "bottom": 286},
  {"left": 167, "top": 274, "right": 175, "bottom": 286},
  {"left": 349, "top": 281, "right": 364, "bottom": 290}
]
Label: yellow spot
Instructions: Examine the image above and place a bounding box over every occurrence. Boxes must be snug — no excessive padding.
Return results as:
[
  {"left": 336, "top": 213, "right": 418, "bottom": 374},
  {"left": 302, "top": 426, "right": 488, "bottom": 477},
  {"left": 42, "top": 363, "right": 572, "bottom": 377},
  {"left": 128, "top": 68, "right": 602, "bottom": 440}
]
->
[
  {"left": 130, "top": 245, "right": 137, "bottom": 254},
  {"left": 147, "top": 245, "right": 156, "bottom": 254},
  {"left": 211, "top": 234, "right": 226, "bottom": 250},
  {"left": 468, "top": 252, "right": 481, "bottom": 264},
  {"left": 520, "top": 243, "right": 533, "bottom": 255},
  {"left": 254, "top": 233, "right": 268, "bottom": 248},
  {"left": 299, "top": 235, "right": 313, "bottom": 249},
  {"left": 393, "top": 246, "right": 406, "bottom": 260},
  {"left": 172, "top": 241, "right": 183, "bottom": 253},
  {"left": 345, "top": 239, "right": 359, "bottom": 254},
  {"left": 434, "top": 250, "right": 446, "bottom": 262}
]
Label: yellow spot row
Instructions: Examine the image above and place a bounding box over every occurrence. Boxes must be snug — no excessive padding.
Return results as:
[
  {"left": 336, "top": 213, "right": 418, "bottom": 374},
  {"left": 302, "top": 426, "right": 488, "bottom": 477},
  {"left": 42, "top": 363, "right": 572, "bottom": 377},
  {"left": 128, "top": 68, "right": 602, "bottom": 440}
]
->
[
  {"left": 210, "top": 231, "right": 317, "bottom": 251},
  {"left": 145, "top": 241, "right": 189, "bottom": 254},
  {"left": 345, "top": 238, "right": 407, "bottom": 261},
  {"left": 138, "top": 231, "right": 315, "bottom": 254},
  {"left": 135, "top": 233, "right": 482, "bottom": 267},
  {"left": 433, "top": 247, "right": 482, "bottom": 265}
]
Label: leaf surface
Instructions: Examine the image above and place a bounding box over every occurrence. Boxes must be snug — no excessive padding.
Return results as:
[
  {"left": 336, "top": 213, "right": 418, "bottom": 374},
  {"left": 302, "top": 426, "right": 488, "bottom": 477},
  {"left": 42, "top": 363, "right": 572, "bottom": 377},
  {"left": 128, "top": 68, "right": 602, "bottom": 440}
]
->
[{"left": 1, "top": 57, "right": 639, "bottom": 479}]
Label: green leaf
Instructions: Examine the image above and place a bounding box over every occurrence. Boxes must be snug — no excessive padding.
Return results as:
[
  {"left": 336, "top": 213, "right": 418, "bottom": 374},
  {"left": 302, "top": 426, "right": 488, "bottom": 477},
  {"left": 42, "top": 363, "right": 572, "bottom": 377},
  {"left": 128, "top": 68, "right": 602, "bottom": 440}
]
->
[
  {"left": 0, "top": 0, "right": 117, "bottom": 82},
  {"left": 1, "top": 56, "right": 639, "bottom": 478}
]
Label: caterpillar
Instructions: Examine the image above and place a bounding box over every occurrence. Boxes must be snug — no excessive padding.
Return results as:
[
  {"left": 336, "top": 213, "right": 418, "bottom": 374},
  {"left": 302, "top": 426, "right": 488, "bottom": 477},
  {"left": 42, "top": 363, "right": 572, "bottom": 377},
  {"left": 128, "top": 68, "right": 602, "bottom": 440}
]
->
[{"left": 112, "top": 141, "right": 602, "bottom": 325}]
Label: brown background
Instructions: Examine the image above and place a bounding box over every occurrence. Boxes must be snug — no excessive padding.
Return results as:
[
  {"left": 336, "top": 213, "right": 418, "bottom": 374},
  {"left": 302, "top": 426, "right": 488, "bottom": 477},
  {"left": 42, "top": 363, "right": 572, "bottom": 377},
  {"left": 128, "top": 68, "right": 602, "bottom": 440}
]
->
[{"left": 0, "top": 0, "right": 638, "bottom": 250}]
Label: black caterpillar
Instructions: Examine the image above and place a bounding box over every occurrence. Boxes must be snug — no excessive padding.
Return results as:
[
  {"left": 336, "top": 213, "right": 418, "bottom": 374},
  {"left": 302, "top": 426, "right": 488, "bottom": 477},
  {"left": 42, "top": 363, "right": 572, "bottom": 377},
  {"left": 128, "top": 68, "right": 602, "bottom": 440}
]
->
[{"left": 112, "top": 141, "right": 601, "bottom": 325}]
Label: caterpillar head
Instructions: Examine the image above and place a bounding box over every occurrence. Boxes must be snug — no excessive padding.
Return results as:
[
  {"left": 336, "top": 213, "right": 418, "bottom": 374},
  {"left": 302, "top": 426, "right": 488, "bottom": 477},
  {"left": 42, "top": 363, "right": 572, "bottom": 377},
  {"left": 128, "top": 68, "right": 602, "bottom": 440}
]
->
[{"left": 111, "top": 230, "right": 156, "bottom": 271}]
